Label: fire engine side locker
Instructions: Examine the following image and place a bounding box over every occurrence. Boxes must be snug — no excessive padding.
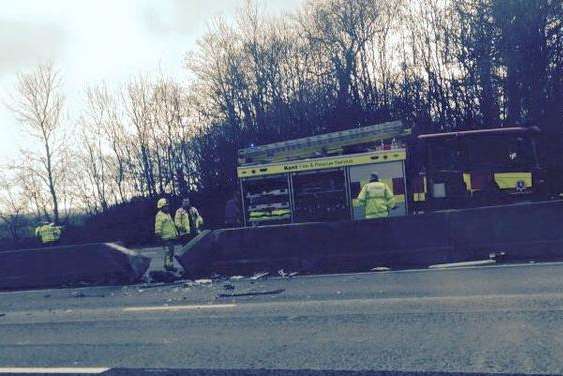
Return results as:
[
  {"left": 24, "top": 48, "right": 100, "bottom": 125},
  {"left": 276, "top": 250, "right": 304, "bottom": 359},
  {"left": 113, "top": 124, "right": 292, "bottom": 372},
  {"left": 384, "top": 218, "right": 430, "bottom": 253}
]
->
[
  {"left": 241, "top": 174, "right": 291, "bottom": 227},
  {"left": 291, "top": 168, "right": 349, "bottom": 223},
  {"left": 238, "top": 149, "right": 408, "bottom": 225}
]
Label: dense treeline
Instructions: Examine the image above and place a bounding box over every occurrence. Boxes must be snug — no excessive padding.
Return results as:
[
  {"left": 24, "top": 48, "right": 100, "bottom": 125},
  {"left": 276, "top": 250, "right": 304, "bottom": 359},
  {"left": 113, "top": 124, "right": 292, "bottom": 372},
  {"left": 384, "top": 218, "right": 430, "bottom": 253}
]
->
[{"left": 1, "top": 0, "right": 561, "bottom": 242}]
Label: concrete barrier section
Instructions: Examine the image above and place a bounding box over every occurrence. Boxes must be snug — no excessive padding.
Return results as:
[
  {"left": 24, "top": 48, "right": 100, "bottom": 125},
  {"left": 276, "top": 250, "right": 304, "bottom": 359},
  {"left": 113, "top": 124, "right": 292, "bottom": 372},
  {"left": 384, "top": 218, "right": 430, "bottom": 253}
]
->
[
  {"left": 488, "top": 200, "right": 563, "bottom": 261},
  {"left": 175, "top": 230, "right": 216, "bottom": 278},
  {"left": 177, "top": 200, "right": 563, "bottom": 278},
  {"left": 444, "top": 200, "right": 563, "bottom": 262},
  {"left": 0, "top": 242, "right": 151, "bottom": 290},
  {"left": 176, "top": 208, "right": 456, "bottom": 277}
]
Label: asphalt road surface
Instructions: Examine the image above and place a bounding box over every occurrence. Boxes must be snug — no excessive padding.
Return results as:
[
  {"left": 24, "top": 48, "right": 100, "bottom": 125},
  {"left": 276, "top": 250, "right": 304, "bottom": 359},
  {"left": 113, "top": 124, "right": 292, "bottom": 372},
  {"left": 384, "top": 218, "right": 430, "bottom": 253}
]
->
[{"left": 1, "top": 261, "right": 563, "bottom": 374}]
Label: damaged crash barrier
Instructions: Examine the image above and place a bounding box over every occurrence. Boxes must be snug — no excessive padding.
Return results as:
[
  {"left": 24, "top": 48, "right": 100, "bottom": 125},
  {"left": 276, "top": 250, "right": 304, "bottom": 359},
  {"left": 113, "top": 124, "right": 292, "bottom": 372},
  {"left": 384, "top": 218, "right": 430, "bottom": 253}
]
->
[{"left": 0, "top": 242, "right": 150, "bottom": 290}]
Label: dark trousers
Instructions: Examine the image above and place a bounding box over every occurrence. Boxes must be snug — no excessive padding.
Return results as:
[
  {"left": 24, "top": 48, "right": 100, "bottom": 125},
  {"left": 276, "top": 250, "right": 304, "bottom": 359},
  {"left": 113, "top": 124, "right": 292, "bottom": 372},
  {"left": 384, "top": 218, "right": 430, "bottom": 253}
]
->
[{"left": 162, "top": 240, "right": 176, "bottom": 270}]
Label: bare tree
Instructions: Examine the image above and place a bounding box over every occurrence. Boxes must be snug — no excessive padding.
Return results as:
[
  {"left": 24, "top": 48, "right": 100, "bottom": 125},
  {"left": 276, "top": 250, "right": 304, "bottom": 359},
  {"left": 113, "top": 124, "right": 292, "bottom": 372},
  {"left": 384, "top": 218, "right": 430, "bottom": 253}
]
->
[
  {"left": 0, "top": 176, "right": 29, "bottom": 241},
  {"left": 94, "top": 84, "right": 132, "bottom": 203},
  {"left": 78, "top": 85, "right": 119, "bottom": 212},
  {"left": 298, "top": 0, "right": 382, "bottom": 130},
  {"left": 7, "top": 63, "right": 65, "bottom": 224},
  {"left": 123, "top": 75, "right": 158, "bottom": 196}
]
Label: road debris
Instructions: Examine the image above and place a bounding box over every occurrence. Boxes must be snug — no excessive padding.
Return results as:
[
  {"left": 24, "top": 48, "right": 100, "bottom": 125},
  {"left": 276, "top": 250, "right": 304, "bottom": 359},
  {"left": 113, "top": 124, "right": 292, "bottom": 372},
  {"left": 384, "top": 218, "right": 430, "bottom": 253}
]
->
[
  {"left": 217, "top": 288, "right": 285, "bottom": 298},
  {"left": 250, "top": 272, "right": 269, "bottom": 280},
  {"left": 71, "top": 291, "right": 105, "bottom": 298},
  {"left": 429, "top": 259, "right": 496, "bottom": 269},
  {"left": 148, "top": 271, "right": 181, "bottom": 283},
  {"left": 489, "top": 251, "right": 506, "bottom": 260},
  {"left": 371, "top": 266, "right": 391, "bottom": 272},
  {"left": 137, "top": 279, "right": 190, "bottom": 290},
  {"left": 194, "top": 279, "right": 213, "bottom": 285},
  {"left": 278, "top": 269, "right": 299, "bottom": 278}
]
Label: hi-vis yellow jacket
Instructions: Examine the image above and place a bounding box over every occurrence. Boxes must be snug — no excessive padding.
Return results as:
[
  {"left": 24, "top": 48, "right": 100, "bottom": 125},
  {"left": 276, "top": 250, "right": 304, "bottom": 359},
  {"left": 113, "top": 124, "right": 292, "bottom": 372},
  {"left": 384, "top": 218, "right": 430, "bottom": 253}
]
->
[
  {"left": 154, "top": 211, "right": 178, "bottom": 240},
  {"left": 357, "top": 181, "right": 395, "bottom": 219},
  {"left": 35, "top": 224, "right": 62, "bottom": 244},
  {"left": 175, "top": 207, "right": 203, "bottom": 235}
]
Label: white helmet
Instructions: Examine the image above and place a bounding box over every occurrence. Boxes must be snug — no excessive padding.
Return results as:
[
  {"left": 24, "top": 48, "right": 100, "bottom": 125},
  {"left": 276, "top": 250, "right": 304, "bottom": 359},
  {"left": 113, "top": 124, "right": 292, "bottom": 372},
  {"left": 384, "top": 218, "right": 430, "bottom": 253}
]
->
[{"left": 157, "top": 198, "right": 168, "bottom": 209}]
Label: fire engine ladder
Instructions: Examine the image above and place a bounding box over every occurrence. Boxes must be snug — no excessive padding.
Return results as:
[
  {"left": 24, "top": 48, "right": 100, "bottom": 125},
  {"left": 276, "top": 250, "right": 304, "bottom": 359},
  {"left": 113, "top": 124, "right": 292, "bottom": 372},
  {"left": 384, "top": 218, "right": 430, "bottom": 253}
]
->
[{"left": 238, "top": 120, "right": 409, "bottom": 166}]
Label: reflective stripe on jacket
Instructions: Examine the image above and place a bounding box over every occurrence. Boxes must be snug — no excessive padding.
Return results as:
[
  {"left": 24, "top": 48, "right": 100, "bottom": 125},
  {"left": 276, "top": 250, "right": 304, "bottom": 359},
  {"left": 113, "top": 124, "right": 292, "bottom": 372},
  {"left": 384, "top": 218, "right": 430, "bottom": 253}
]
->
[
  {"left": 155, "top": 211, "right": 178, "bottom": 240},
  {"left": 357, "top": 181, "right": 395, "bottom": 219}
]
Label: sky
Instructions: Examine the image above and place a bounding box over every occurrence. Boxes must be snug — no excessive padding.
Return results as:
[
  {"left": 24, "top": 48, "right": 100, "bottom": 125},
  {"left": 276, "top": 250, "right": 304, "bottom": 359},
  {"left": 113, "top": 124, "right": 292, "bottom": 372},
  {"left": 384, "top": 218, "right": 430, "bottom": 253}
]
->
[{"left": 0, "top": 0, "right": 303, "bottom": 163}]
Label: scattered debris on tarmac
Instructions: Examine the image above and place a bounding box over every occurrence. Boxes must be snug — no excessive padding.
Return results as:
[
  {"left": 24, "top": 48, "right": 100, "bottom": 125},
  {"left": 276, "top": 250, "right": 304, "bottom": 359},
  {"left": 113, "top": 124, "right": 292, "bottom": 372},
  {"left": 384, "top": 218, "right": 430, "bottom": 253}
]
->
[
  {"left": 138, "top": 280, "right": 187, "bottom": 289},
  {"left": 371, "top": 266, "right": 391, "bottom": 272},
  {"left": 148, "top": 271, "right": 181, "bottom": 283},
  {"left": 71, "top": 291, "right": 106, "bottom": 298},
  {"left": 429, "top": 259, "right": 496, "bottom": 269},
  {"left": 217, "top": 288, "right": 285, "bottom": 298},
  {"left": 489, "top": 251, "right": 506, "bottom": 260},
  {"left": 250, "top": 272, "right": 269, "bottom": 280},
  {"left": 277, "top": 270, "right": 299, "bottom": 278}
]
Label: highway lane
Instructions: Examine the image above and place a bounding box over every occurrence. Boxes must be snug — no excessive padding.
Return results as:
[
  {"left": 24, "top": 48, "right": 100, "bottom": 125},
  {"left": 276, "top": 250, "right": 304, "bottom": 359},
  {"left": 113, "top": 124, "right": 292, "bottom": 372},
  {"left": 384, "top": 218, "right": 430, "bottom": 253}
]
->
[{"left": 0, "top": 262, "right": 562, "bottom": 373}]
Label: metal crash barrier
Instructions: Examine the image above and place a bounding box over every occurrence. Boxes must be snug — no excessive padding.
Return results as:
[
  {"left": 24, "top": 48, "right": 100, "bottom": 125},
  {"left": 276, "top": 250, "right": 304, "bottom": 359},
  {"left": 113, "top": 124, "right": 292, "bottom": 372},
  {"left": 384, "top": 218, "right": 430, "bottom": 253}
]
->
[
  {"left": 177, "top": 200, "right": 563, "bottom": 278},
  {"left": 0, "top": 242, "right": 150, "bottom": 290}
]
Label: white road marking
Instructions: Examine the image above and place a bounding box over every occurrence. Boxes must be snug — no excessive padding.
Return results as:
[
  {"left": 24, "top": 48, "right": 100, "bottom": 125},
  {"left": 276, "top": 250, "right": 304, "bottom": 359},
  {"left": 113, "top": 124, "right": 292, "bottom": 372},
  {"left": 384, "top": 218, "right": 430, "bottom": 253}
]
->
[
  {"left": 0, "top": 368, "right": 109, "bottom": 374},
  {"left": 123, "top": 304, "right": 236, "bottom": 312}
]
